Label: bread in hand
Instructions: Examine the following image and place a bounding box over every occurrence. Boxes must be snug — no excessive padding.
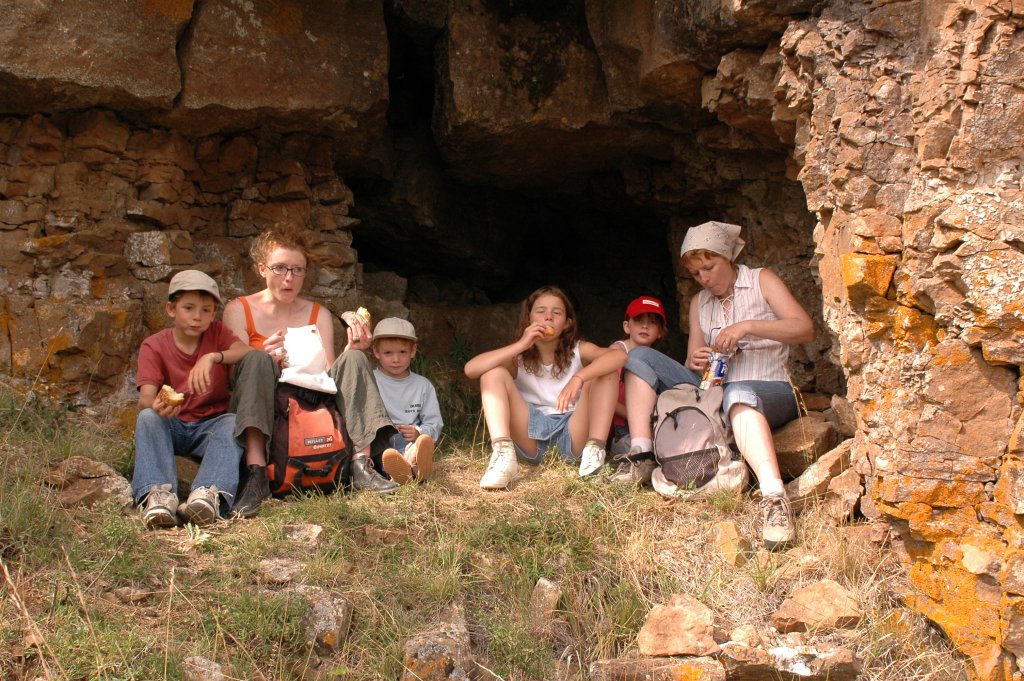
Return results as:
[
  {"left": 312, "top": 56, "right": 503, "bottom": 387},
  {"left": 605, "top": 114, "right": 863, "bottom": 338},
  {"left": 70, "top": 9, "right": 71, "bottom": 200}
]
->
[{"left": 159, "top": 384, "right": 185, "bottom": 406}]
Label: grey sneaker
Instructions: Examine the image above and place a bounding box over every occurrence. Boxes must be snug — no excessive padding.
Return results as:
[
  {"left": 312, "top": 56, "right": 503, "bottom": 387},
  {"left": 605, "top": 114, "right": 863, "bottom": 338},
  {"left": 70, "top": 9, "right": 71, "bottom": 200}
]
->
[
  {"left": 760, "top": 492, "right": 795, "bottom": 550},
  {"left": 608, "top": 449, "right": 656, "bottom": 486},
  {"left": 178, "top": 486, "right": 221, "bottom": 527},
  {"left": 142, "top": 484, "right": 179, "bottom": 529}
]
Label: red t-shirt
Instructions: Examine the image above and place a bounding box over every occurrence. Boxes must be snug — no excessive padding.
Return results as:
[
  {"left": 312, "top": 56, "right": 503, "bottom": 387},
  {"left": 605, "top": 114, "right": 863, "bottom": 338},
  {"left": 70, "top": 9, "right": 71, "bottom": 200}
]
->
[{"left": 136, "top": 321, "right": 241, "bottom": 422}]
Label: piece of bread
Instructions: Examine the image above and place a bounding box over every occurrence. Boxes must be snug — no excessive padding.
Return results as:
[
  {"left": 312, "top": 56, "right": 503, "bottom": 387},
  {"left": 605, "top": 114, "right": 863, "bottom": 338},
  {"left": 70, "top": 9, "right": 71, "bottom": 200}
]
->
[
  {"left": 159, "top": 384, "right": 185, "bottom": 406},
  {"left": 342, "top": 306, "right": 372, "bottom": 327}
]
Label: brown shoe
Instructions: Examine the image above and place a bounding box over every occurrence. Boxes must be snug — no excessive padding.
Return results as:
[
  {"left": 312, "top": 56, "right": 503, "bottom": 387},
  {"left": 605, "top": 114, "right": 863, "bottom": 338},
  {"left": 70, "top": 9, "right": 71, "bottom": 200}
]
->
[
  {"left": 382, "top": 448, "right": 414, "bottom": 485},
  {"left": 411, "top": 434, "right": 434, "bottom": 481}
]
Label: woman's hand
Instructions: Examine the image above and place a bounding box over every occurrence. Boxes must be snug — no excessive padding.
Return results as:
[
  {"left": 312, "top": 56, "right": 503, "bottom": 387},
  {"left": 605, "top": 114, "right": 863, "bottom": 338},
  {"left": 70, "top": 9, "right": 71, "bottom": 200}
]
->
[
  {"left": 344, "top": 317, "right": 372, "bottom": 352},
  {"left": 686, "top": 346, "right": 714, "bottom": 373},
  {"left": 712, "top": 321, "right": 750, "bottom": 354},
  {"left": 263, "top": 329, "right": 288, "bottom": 365},
  {"left": 555, "top": 375, "right": 584, "bottom": 413}
]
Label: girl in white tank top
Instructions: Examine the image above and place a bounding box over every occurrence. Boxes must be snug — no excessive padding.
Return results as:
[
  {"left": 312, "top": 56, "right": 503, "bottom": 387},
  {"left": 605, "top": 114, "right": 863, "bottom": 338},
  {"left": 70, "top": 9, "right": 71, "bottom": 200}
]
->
[{"left": 464, "top": 286, "right": 628, "bottom": 488}]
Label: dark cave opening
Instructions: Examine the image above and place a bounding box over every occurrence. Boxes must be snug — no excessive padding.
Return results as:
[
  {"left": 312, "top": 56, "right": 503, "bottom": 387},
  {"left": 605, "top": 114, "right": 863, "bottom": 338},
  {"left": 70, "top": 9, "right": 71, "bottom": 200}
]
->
[
  {"left": 345, "top": 0, "right": 834, "bottom": 392},
  {"left": 350, "top": 3, "right": 688, "bottom": 352}
]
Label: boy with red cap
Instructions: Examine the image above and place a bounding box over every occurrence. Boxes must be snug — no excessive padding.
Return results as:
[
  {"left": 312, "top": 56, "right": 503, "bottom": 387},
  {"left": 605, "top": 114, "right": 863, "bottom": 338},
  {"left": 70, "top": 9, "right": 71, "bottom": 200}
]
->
[{"left": 607, "top": 296, "right": 667, "bottom": 485}]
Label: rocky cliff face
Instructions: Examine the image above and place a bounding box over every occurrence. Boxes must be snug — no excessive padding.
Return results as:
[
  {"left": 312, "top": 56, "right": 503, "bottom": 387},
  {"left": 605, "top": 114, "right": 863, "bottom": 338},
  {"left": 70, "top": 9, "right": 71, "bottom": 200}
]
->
[{"left": 1, "top": 1, "right": 1022, "bottom": 677}]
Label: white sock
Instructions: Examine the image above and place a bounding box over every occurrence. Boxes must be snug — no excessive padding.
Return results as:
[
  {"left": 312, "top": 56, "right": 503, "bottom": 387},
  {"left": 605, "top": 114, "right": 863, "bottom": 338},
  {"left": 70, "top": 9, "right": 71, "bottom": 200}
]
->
[
  {"left": 631, "top": 437, "right": 653, "bottom": 453},
  {"left": 760, "top": 478, "right": 785, "bottom": 497}
]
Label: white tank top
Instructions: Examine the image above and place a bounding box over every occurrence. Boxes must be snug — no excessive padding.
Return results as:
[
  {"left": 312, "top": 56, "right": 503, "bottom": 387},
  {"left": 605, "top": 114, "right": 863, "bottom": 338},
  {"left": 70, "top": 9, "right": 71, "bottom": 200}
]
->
[
  {"left": 697, "top": 265, "right": 790, "bottom": 383},
  {"left": 514, "top": 343, "right": 584, "bottom": 415}
]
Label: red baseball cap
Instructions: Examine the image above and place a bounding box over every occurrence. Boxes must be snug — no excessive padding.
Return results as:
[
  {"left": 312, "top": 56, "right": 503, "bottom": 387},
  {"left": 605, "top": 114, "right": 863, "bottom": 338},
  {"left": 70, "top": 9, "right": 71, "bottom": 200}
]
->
[{"left": 625, "top": 296, "right": 666, "bottom": 325}]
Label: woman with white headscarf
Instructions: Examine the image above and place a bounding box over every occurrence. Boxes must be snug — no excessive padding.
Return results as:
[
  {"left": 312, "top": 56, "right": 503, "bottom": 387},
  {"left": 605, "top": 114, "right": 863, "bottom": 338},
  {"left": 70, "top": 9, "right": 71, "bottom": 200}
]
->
[{"left": 621, "top": 221, "right": 814, "bottom": 550}]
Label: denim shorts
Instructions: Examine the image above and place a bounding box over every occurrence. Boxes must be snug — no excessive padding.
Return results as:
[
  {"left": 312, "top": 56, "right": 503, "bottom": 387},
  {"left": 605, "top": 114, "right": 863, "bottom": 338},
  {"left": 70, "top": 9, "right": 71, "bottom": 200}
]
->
[
  {"left": 515, "top": 403, "right": 577, "bottom": 464},
  {"left": 625, "top": 346, "right": 797, "bottom": 427},
  {"left": 722, "top": 380, "right": 798, "bottom": 429}
]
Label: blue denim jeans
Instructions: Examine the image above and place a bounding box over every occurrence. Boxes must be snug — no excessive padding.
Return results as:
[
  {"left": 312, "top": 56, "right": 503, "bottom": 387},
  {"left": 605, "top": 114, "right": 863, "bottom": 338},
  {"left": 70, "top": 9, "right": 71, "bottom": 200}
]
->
[
  {"left": 624, "top": 346, "right": 797, "bottom": 428},
  {"left": 385, "top": 432, "right": 413, "bottom": 451},
  {"left": 131, "top": 410, "right": 243, "bottom": 508}
]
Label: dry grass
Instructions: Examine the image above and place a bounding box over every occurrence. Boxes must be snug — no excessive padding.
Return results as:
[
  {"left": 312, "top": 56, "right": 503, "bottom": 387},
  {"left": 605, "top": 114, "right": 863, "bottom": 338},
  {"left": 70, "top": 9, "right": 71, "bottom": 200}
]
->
[{"left": 0, "top": 389, "right": 969, "bottom": 680}]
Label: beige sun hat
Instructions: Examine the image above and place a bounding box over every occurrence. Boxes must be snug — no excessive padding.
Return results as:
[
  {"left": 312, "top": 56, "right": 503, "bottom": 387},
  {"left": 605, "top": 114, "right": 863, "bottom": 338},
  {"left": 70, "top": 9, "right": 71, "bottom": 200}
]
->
[
  {"left": 167, "top": 270, "right": 222, "bottom": 303},
  {"left": 372, "top": 317, "right": 418, "bottom": 342},
  {"left": 680, "top": 221, "right": 745, "bottom": 261}
]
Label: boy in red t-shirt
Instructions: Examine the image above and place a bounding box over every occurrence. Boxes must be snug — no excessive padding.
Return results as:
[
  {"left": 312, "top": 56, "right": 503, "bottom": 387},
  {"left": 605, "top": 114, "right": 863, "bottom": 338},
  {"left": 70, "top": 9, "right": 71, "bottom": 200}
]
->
[{"left": 132, "top": 270, "right": 251, "bottom": 529}]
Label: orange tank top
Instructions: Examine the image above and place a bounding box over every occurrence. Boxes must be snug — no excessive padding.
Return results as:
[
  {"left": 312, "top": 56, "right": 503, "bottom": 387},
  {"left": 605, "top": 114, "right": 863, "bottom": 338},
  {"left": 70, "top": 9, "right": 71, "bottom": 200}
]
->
[{"left": 239, "top": 297, "right": 321, "bottom": 350}]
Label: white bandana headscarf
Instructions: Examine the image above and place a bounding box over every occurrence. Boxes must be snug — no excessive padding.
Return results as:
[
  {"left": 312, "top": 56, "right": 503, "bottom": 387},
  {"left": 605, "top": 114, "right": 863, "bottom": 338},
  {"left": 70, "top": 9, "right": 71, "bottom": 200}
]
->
[{"left": 680, "top": 221, "right": 745, "bottom": 261}]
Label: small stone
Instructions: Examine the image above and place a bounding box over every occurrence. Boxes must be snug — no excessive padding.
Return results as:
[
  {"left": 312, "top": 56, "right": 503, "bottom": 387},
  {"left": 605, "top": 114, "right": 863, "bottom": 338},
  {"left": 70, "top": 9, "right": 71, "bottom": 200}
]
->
[
  {"left": 709, "top": 520, "right": 752, "bottom": 567},
  {"left": 183, "top": 656, "right": 227, "bottom": 681},
  {"left": 529, "top": 577, "right": 562, "bottom": 637},
  {"left": 771, "top": 580, "right": 864, "bottom": 633},
  {"left": 823, "top": 467, "right": 863, "bottom": 522},
  {"left": 772, "top": 418, "right": 840, "bottom": 479},
  {"left": 283, "top": 523, "right": 325, "bottom": 547},
  {"left": 729, "top": 624, "right": 763, "bottom": 646},
  {"left": 785, "top": 439, "right": 853, "bottom": 513},
  {"left": 258, "top": 558, "right": 304, "bottom": 585},
  {"left": 400, "top": 604, "right": 476, "bottom": 681},
  {"left": 45, "top": 456, "right": 133, "bottom": 511},
  {"left": 589, "top": 657, "right": 725, "bottom": 681},
  {"left": 637, "top": 594, "right": 720, "bottom": 657},
  {"left": 303, "top": 591, "right": 353, "bottom": 656}
]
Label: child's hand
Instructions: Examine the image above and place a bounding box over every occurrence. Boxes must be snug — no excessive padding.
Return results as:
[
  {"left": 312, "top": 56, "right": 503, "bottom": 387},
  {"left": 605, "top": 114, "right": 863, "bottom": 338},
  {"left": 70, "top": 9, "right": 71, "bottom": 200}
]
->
[
  {"left": 687, "top": 346, "right": 713, "bottom": 373},
  {"left": 520, "top": 323, "right": 551, "bottom": 348},
  {"left": 152, "top": 390, "right": 183, "bottom": 419},
  {"left": 187, "top": 354, "right": 217, "bottom": 395},
  {"left": 555, "top": 375, "right": 584, "bottom": 413},
  {"left": 396, "top": 425, "right": 419, "bottom": 441},
  {"left": 264, "top": 329, "right": 287, "bottom": 364}
]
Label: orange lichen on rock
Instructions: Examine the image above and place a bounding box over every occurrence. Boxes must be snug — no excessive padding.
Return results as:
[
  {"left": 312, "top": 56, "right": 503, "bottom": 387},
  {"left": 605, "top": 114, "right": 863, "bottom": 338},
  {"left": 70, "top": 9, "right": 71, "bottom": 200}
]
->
[
  {"left": 874, "top": 476, "right": 987, "bottom": 510},
  {"left": 907, "top": 561, "right": 1009, "bottom": 680},
  {"left": 890, "top": 305, "right": 938, "bottom": 351},
  {"left": 841, "top": 253, "right": 898, "bottom": 305}
]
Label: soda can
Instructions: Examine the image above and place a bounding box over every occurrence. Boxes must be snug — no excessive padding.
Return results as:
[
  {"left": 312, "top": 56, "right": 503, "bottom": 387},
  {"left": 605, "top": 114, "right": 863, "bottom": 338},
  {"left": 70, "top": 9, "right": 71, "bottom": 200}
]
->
[{"left": 700, "top": 352, "right": 730, "bottom": 390}]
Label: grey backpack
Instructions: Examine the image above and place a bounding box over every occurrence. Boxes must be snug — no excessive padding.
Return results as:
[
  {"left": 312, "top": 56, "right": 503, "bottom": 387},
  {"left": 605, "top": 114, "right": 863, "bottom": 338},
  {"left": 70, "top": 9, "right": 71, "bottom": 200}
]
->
[{"left": 651, "top": 383, "right": 748, "bottom": 497}]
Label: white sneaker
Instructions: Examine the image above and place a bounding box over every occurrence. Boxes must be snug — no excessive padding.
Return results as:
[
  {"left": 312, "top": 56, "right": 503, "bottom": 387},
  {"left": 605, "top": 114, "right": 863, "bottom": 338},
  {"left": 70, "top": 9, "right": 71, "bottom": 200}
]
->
[
  {"left": 480, "top": 444, "right": 518, "bottom": 490},
  {"left": 578, "top": 443, "right": 606, "bottom": 477}
]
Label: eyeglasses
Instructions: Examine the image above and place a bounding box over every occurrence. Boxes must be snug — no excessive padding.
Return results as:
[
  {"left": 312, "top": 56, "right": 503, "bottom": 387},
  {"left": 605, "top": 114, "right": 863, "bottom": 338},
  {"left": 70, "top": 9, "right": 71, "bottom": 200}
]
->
[{"left": 265, "top": 264, "right": 306, "bottom": 278}]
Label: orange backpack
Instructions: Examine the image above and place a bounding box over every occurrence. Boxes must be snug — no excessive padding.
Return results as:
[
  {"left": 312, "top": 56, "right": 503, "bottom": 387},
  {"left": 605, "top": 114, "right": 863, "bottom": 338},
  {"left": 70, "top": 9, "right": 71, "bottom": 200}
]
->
[{"left": 267, "top": 384, "right": 352, "bottom": 495}]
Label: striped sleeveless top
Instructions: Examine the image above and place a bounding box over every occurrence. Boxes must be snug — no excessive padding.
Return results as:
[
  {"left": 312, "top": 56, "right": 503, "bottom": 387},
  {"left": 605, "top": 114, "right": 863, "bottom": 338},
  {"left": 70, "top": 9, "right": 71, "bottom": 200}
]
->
[{"left": 697, "top": 264, "right": 790, "bottom": 383}]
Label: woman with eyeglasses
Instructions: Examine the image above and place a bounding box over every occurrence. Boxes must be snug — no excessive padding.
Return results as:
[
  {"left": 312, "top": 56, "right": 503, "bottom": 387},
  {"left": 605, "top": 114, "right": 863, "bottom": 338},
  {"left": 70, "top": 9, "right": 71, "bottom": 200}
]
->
[
  {"left": 622, "top": 221, "right": 814, "bottom": 551},
  {"left": 224, "top": 225, "right": 400, "bottom": 517}
]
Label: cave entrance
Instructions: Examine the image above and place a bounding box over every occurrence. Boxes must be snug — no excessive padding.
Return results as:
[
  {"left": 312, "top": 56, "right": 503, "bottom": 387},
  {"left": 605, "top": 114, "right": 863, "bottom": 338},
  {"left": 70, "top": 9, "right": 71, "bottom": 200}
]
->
[{"left": 348, "top": 0, "right": 838, "bottom": 397}]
